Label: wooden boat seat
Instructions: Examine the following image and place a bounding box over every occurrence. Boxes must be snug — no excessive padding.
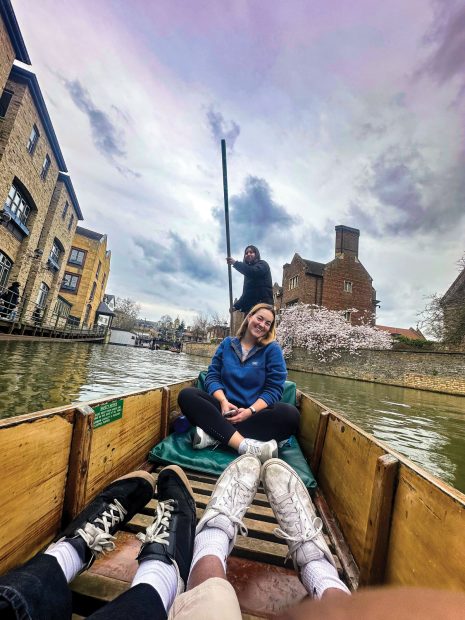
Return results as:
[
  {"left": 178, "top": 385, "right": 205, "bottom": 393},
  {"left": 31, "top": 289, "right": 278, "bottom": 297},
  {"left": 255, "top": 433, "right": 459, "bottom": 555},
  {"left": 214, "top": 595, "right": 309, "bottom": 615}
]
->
[{"left": 70, "top": 465, "right": 351, "bottom": 619}]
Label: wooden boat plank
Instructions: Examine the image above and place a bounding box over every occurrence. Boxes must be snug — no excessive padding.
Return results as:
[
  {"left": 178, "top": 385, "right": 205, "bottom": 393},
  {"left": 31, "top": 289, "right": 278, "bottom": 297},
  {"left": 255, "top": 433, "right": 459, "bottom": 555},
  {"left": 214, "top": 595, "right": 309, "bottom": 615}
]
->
[
  {"left": 226, "top": 556, "right": 307, "bottom": 617},
  {"left": 71, "top": 571, "right": 129, "bottom": 603}
]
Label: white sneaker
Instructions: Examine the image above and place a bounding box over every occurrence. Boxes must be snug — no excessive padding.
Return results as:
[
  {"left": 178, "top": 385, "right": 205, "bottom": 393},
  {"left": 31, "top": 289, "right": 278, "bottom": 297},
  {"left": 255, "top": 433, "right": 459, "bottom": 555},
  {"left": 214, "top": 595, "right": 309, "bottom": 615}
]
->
[
  {"left": 261, "top": 458, "right": 336, "bottom": 570},
  {"left": 196, "top": 454, "right": 261, "bottom": 552},
  {"left": 241, "top": 438, "right": 278, "bottom": 463},
  {"left": 193, "top": 427, "right": 219, "bottom": 450}
]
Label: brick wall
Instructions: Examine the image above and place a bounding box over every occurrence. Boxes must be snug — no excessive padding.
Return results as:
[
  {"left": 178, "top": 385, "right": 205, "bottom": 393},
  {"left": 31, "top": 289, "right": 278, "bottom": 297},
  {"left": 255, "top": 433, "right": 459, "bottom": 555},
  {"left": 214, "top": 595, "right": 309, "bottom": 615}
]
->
[
  {"left": 322, "top": 255, "right": 375, "bottom": 324},
  {"left": 287, "top": 347, "right": 465, "bottom": 396},
  {"left": 0, "top": 17, "right": 15, "bottom": 93},
  {"left": 183, "top": 343, "right": 465, "bottom": 396}
]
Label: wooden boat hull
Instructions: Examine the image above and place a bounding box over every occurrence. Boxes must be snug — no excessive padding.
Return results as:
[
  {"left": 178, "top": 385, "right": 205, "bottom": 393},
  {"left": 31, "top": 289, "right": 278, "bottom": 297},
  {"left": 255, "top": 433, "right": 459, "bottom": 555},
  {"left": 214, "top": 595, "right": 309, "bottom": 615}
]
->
[{"left": 0, "top": 377, "right": 464, "bottom": 597}]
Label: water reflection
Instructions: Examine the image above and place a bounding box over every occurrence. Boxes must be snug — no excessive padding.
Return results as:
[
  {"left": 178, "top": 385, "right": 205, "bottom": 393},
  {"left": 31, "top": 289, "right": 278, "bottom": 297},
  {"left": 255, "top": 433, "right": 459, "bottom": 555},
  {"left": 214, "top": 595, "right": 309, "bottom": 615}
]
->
[
  {"left": 289, "top": 371, "right": 465, "bottom": 493},
  {"left": 0, "top": 342, "right": 207, "bottom": 418}
]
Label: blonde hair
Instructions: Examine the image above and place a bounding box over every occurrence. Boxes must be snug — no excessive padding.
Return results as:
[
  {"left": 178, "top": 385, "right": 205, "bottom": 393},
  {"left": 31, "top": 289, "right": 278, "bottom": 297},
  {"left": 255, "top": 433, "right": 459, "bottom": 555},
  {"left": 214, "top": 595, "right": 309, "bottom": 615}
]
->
[{"left": 236, "top": 303, "right": 276, "bottom": 345}]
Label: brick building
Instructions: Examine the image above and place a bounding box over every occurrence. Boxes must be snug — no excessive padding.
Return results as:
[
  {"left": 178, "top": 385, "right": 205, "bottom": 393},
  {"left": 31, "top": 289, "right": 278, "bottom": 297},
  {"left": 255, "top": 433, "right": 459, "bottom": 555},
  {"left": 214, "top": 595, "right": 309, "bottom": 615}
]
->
[
  {"left": 0, "top": 63, "right": 83, "bottom": 323},
  {"left": 440, "top": 265, "right": 465, "bottom": 344},
  {"left": 276, "top": 225, "right": 378, "bottom": 325},
  {"left": 60, "top": 226, "right": 111, "bottom": 328}
]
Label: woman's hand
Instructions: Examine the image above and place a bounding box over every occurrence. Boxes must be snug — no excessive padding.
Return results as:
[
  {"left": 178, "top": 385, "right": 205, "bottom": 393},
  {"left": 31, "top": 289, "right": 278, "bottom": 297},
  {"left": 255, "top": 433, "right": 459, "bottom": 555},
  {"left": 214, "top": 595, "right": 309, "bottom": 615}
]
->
[
  {"left": 220, "top": 399, "right": 237, "bottom": 415},
  {"left": 227, "top": 407, "right": 253, "bottom": 424}
]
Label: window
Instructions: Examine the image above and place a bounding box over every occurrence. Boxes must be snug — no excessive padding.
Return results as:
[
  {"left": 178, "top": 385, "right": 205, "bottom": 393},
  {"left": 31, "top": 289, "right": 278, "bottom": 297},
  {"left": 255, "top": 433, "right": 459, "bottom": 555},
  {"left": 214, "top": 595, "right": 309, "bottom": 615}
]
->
[
  {"left": 27, "top": 124, "right": 40, "bottom": 154},
  {"left": 48, "top": 240, "right": 62, "bottom": 270},
  {"left": 40, "top": 155, "right": 51, "bottom": 180},
  {"left": 5, "top": 184, "right": 31, "bottom": 226},
  {"left": 0, "top": 251, "right": 12, "bottom": 289},
  {"left": 344, "top": 281, "right": 353, "bottom": 293},
  {"left": 53, "top": 296, "right": 71, "bottom": 318},
  {"left": 68, "top": 213, "right": 74, "bottom": 231},
  {"left": 36, "top": 282, "right": 49, "bottom": 308},
  {"left": 61, "top": 272, "right": 80, "bottom": 292},
  {"left": 89, "top": 281, "right": 97, "bottom": 301},
  {"left": 61, "top": 201, "right": 69, "bottom": 220},
  {"left": 344, "top": 311, "right": 352, "bottom": 322},
  {"left": 96, "top": 260, "right": 101, "bottom": 279},
  {"left": 68, "top": 247, "right": 86, "bottom": 266},
  {"left": 0, "top": 89, "right": 13, "bottom": 118},
  {"left": 288, "top": 275, "right": 299, "bottom": 290}
]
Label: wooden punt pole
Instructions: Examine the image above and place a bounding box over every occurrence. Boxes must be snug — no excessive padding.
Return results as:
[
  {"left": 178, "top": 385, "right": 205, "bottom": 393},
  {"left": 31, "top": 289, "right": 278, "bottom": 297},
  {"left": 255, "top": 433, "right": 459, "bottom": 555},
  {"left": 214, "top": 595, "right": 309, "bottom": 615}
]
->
[
  {"left": 63, "top": 404, "right": 95, "bottom": 524},
  {"left": 359, "top": 453, "right": 399, "bottom": 585},
  {"left": 221, "top": 138, "right": 234, "bottom": 332}
]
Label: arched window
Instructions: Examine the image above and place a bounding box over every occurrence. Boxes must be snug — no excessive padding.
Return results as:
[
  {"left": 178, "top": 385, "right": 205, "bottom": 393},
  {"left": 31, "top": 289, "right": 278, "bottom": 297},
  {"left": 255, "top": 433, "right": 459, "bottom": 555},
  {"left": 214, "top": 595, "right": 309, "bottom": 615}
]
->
[{"left": 0, "top": 251, "right": 12, "bottom": 289}]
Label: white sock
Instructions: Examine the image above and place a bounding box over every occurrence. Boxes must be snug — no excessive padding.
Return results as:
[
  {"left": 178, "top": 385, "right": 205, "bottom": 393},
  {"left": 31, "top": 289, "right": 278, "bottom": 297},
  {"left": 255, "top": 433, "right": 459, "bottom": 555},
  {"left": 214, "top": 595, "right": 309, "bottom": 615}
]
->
[
  {"left": 131, "top": 560, "right": 178, "bottom": 611},
  {"left": 238, "top": 438, "right": 263, "bottom": 454},
  {"left": 301, "top": 557, "right": 351, "bottom": 599},
  {"left": 44, "top": 541, "right": 84, "bottom": 582},
  {"left": 190, "top": 523, "right": 230, "bottom": 572}
]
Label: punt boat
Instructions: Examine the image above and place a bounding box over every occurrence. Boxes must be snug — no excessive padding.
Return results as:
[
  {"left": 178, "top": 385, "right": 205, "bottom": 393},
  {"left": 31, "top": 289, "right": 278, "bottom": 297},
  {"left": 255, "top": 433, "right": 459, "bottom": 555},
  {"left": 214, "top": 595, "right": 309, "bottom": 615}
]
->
[{"left": 0, "top": 377, "right": 464, "bottom": 618}]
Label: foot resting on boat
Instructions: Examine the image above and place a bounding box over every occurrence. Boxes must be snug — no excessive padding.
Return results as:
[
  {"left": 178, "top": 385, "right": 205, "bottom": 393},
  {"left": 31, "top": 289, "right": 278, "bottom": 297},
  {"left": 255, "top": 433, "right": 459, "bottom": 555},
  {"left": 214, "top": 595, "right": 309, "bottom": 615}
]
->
[
  {"left": 134, "top": 465, "right": 196, "bottom": 609},
  {"left": 261, "top": 458, "right": 350, "bottom": 599},
  {"left": 193, "top": 426, "right": 219, "bottom": 450},
  {"left": 238, "top": 437, "right": 278, "bottom": 463},
  {"left": 46, "top": 470, "right": 155, "bottom": 578},
  {"left": 193, "top": 454, "right": 261, "bottom": 570}
]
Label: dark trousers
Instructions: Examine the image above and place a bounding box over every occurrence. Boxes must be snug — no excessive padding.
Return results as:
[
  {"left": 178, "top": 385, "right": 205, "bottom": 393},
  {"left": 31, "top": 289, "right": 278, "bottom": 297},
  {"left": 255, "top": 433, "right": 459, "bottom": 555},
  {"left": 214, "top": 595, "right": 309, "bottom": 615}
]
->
[
  {"left": 178, "top": 387, "right": 300, "bottom": 445},
  {"left": 0, "top": 554, "right": 167, "bottom": 620}
]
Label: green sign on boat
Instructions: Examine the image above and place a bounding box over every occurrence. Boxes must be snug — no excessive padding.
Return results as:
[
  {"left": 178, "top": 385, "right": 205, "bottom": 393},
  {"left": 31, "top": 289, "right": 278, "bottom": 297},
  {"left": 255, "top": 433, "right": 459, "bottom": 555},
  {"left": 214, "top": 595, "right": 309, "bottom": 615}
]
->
[{"left": 93, "top": 399, "right": 123, "bottom": 428}]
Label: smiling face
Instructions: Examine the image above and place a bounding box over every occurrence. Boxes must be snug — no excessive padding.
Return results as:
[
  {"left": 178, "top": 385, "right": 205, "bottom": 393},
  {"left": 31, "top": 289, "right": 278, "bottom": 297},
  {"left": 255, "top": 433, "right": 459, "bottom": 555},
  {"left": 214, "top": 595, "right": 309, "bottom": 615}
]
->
[
  {"left": 244, "top": 247, "right": 257, "bottom": 264},
  {"left": 246, "top": 307, "right": 274, "bottom": 341}
]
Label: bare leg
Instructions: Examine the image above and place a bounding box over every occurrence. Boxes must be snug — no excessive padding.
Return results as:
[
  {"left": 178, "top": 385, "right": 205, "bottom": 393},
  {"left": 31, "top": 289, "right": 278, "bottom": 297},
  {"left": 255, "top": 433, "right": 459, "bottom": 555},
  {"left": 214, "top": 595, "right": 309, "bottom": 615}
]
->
[
  {"left": 278, "top": 587, "right": 465, "bottom": 620},
  {"left": 187, "top": 555, "right": 226, "bottom": 590},
  {"left": 227, "top": 431, "right": 244, "bottom": 450}
]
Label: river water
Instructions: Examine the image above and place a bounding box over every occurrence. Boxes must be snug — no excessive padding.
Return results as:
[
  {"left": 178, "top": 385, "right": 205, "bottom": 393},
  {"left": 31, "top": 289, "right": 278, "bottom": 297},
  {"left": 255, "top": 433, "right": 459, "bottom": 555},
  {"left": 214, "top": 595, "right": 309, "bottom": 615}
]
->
[{"left": 1, "top": 341, "right": 464, "bottom": 493}]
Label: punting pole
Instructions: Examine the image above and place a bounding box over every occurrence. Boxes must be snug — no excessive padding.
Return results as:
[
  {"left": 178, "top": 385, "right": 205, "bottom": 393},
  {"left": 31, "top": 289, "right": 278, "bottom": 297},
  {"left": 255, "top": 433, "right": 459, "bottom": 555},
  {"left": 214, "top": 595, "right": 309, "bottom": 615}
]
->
[{"left": 221, "top": 139, "right": 234, "bottom": 333}]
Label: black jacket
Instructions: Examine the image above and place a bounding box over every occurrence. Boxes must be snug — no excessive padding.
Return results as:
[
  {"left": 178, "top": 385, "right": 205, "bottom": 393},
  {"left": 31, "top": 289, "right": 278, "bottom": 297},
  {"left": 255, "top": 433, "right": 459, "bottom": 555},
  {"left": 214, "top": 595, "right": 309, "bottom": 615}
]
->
[{"left": 233, "top": 259, "right": 273, "bottom": 313}]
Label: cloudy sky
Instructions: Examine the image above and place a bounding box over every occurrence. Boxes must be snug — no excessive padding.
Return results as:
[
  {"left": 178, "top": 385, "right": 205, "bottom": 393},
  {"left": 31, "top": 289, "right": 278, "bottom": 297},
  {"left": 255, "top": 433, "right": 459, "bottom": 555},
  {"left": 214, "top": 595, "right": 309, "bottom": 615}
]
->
[{"left": 13, "top": 0, "right": 465, "bottom": 328}]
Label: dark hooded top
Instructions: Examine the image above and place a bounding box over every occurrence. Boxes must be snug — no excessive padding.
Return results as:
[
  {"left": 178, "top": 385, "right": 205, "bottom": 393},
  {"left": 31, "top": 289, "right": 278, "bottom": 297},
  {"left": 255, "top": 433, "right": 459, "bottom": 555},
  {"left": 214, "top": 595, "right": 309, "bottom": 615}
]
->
[{"left": 232, "top": 246, "right": 273, "bottom": 313}]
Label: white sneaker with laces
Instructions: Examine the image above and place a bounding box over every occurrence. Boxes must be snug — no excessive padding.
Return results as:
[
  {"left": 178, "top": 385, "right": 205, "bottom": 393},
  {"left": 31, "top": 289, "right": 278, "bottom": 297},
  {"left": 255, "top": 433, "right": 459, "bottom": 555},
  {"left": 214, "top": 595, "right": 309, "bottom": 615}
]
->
[
  {"left": 196, "top": 454, "right": 261, "bottom": 552},
  {"left": 240, "top": 438, "right": 278, "bottom": 463},
  {"left": 261, "top": 458, "right": 336, "bottom": 570},
  {"left": 193, "top": 427, "right": 219, "bottom": 450}
]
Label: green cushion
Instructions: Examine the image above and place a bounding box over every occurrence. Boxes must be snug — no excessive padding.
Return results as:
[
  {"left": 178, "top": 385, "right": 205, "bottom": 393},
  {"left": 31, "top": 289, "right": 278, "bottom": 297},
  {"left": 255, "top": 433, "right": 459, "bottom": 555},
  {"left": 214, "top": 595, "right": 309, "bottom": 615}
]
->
[
  {"left": 148, "top": 429, "right": 317, "bottom": 491},
  {"left": 196, "top": 370, "right": 297, "bottom": 406}
]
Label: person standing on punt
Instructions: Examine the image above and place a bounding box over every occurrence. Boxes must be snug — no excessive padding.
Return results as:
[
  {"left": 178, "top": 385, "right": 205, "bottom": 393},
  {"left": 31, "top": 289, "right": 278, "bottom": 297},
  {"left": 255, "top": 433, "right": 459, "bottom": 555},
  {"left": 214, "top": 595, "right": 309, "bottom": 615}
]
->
[
  {"left": 177, "top": 303, "right": 300, "bottom": 463},
  {"left": 227, "top": 245, "right": 273, "bottom": 314}
]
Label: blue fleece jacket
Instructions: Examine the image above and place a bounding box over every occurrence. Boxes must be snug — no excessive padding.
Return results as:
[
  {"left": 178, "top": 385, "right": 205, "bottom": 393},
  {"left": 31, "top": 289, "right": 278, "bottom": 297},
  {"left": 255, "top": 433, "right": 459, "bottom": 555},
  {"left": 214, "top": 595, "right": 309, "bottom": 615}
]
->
[{"left": 204, "top": 337, "right": 287, "bottom": 408}]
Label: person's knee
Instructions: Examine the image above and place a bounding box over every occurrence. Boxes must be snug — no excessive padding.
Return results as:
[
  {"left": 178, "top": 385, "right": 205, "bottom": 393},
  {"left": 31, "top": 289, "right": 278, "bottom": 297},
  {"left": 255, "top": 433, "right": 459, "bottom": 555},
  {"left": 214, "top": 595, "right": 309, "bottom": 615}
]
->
[
  {"left": 276, "top": 403, "right": 300, "bottom": 430},
  {"left": 178, "top": 386, "right": 200, "bottom": 408}
]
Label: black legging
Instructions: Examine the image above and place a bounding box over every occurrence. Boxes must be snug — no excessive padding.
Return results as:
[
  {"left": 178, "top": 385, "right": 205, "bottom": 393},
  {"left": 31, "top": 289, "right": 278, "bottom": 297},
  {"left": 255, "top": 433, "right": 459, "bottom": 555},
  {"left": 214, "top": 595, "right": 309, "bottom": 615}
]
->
[{"left": 178, "top": 387, "right": 300, "bottom": 445}]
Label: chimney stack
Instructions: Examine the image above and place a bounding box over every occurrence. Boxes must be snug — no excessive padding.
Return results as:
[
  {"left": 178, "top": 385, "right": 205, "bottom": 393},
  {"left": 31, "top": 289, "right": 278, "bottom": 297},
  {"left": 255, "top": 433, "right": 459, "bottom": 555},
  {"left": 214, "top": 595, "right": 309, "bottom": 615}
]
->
[{"left": 335, "top": 225, "right": 359, "bottom": 258}]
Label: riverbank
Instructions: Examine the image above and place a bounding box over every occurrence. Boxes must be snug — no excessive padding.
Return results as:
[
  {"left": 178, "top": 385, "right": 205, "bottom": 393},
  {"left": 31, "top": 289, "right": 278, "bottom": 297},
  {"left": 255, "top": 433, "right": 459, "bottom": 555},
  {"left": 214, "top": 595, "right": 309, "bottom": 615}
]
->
[
  {"left": 183, "top": 342, "right": 465, "bottom": 396},
  {"left": 0, "top": 334, "right": 104, "bottom": 342}
]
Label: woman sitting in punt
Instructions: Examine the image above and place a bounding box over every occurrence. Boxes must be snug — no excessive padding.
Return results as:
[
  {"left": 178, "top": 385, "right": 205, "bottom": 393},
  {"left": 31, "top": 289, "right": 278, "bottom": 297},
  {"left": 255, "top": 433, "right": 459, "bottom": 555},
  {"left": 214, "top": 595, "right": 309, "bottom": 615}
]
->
[{"left": 178, "top": 303, "right": 299, "bottom": 462}]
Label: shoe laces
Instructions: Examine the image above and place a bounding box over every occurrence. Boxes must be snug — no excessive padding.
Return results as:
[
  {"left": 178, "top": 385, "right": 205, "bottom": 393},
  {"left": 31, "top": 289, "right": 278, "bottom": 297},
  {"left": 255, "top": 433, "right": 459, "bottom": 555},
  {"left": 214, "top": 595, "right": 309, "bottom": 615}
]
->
[
  {"left": 273, "top": 497, "right": 323, "bottom": 562},
  {"left": 210, "top": 477, "right": 251, "bottom": 537},
  {"left": 76, "top": 499, "right": 127, "bottom": 554},
  {"left": 137, "top": 499, "right": 175, "bottom": 546}
]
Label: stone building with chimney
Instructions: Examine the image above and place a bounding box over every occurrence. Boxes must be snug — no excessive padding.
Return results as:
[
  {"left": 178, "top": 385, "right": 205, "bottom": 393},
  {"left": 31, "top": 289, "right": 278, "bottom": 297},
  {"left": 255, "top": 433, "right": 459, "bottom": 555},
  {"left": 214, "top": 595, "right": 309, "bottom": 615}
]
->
[{"left": 275, "top": 225, "right": 378, "bottom": 325}]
